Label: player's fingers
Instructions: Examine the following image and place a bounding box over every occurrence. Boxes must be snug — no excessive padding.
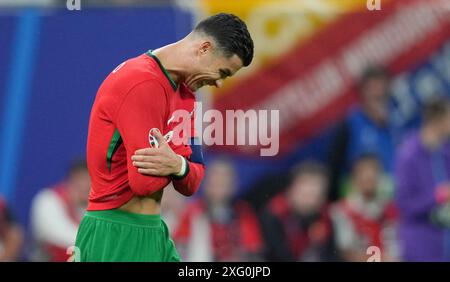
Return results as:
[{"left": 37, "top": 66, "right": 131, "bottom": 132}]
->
[
  {"left": 131, "top": 155, "right": 156, "bottom": 162},
  {"left": 153, "top": 129, "right": 168, "bottom": 147},
  {"left": 134, "top": 148, "right": 158, "bottom": 156},
  {"left": 137, "top": 168, "right": 159, "bottom": 175},
  {"left": 132, "top": 161, "right": 158, "bottom": 169},
  {"left": 132, "top": 155, "right": 162, "bottom": 163}
]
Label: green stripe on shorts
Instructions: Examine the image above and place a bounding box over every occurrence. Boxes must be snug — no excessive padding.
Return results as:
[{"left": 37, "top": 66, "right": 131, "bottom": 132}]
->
[{"left": 75, "top": 209, "right": 180, "bottom": 262}]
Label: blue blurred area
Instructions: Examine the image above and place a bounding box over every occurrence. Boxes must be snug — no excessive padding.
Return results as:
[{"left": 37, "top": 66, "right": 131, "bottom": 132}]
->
[
  {"left": 0, "top": 15, "right": 15, "bottom": 106},
  {"left": 0, "top": 6, "right": 193, "bottom": 228}
]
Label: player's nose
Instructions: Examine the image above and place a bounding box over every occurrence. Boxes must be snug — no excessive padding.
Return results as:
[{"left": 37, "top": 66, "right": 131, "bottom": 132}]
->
[{"left": 214, "top": 79, "right": 223, "bottom": 88}]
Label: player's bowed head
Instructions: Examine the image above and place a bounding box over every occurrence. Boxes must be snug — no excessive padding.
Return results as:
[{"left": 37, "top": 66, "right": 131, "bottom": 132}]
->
[{"left": 151, "top": 13, "right": 254, "bottom": 92}]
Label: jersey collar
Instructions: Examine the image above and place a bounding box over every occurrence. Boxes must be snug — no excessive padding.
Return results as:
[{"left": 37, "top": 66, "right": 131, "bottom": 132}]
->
[{"left": 146, "top": 50, "right": 178, "bottom": 91}]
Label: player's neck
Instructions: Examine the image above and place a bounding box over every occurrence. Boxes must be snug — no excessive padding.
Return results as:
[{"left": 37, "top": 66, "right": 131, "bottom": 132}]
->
[{"left": 152, "top": 43, "right": 187, "bottom": 86}]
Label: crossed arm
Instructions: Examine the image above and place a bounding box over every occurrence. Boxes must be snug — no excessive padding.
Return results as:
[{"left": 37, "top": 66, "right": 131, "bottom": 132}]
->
[
  {"left": 131, "top": 130, "right": 205, "bottom": 196},
  {"left": 115, "top": 80, "right": 204, "bottom": 197}
]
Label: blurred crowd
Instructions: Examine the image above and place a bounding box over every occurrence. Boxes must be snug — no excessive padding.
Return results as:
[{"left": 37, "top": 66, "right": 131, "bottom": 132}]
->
[{"left": 1, "top": 65, "right": 449, "bottom": 262}]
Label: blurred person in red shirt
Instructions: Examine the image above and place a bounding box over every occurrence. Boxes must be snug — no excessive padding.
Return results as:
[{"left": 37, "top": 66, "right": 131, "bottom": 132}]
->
[
  {"left": 30, "top": 159, "right": 89, "bottom": 261},
  {"left": 260, "top": 161, "right": 335, "bottom": 261},
  {"left": 331, "top": 154, "right": 399, "bottom": 262},
  {"left": 0, "top": 197, "right": 23, "bottom": 261},
  {"left": 173, "top": 158, "right": 263, "bottom": 261}
]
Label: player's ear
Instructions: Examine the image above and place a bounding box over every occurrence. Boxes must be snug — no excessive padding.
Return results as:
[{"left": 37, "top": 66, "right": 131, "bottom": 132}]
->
[{"left": 198, "top": 41, "right": 212, "bottom": 56}]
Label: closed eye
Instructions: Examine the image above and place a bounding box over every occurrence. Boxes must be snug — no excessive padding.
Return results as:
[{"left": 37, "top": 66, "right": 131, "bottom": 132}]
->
[{"left": 219, "top": 68, "right": 232, "bottom": 79}]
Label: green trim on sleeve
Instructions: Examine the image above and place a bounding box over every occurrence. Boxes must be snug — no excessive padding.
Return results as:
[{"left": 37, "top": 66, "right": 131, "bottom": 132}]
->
[
  {"left": 106, "top": 128, "right": 123, "bottom": 172},
  {"left": 146, "top": 50, "right": 178, "bottom": 91}
]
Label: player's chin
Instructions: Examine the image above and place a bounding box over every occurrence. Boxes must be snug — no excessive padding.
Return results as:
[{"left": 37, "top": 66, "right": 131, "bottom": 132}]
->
[
  {"left": 185, "top": 84, "right": 195, "bottom": 91},
  {"left": 188, "top": 82, "right": 203, "bottom": 91}
]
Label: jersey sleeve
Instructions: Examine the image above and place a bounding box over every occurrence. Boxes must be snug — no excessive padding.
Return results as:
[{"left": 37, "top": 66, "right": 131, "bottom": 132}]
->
[
  {"left": 115, "top": 80, "right": 171, "bottom": 196},
  {"left": 172, "top": 161, "right": 205, "bottom": 196},
  {"left": 170, "top": 84, "right": 205, "bottom": 196},
  {"left": 171, "top": 135, "right": 205, "bottom": 196}
]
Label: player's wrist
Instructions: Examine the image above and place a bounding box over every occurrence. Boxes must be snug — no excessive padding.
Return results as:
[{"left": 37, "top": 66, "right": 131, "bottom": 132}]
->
[{"left": 172, "top": 155, "right": 189, "bottom": 179}]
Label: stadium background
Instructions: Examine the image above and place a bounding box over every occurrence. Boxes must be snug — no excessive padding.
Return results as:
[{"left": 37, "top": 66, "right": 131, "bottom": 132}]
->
[{"left": 0, "top": 0, "right": 449, "bottom": 261}]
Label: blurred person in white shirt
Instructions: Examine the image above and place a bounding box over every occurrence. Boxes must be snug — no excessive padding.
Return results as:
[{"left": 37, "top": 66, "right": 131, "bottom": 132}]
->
[
  {"left": 30, "top": 159, "right": 89, "bottom": 261},
  {"left": 331, "top": 153, "right": 399, "bottom": 262}
]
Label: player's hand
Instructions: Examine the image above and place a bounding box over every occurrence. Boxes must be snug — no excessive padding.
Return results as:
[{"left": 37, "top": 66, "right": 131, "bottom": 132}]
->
[{"left": 131, "top": 129, "right": 182, "bottom": 176}]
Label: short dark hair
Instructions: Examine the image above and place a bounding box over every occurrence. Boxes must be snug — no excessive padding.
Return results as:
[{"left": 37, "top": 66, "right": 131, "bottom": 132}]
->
[
  {"left": 194, "top": 13, "right": 254, "bottom": 67},
  {"left": 359, "top": 65, "right": 390, "bottom": 90},
  {"left": 422, "top": 97, "right": 450, "bottom": 124},
  {"left": 351, "top": 153, "right": 381, "bottom": 173},
  {"left": 291, "top": 160, "right": 328, "bottom": 182}
]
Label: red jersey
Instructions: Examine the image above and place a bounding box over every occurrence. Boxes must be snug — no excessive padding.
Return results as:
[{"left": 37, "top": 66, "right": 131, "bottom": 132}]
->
[
  {"left": 173, "top": 199, "right": 263, "bottom": 261},
  {"left": 86, "top": 51, "right": 204, "bottom": 210}
]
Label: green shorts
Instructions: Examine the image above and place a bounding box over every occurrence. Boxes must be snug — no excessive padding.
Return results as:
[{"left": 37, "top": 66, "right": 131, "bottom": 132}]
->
[{"left": 75, "top": 209, "right": 180, "bottom": 262}]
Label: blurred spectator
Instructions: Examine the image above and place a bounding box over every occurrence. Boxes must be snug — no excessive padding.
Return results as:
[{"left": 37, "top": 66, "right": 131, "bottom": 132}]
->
[
  {"left": 331, "top": 154, "right": 399, "bottom": 262},
  {"left": 260, "top": 161, "right": 336, "bottom": 262},
  {"left": 328, "top": 66, "right": 394, "bottom": 201},
  {"left": 0, "top": 197, "right": 23, "bottom": 261},
  {"left": 30, "top": 159, "right": 89, "bottom": 262},
  {"left": 161, "top": 183, "right": 187, "bottom": 232},
  {"left": 395, "top": 97, "right": 450, "bottom": 262},
  {"left": 173, "top": 158, "right": 263, "bottom": 262}
]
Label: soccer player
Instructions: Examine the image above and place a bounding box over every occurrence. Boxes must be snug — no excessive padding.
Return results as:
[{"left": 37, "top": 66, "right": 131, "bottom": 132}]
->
[{"left": 75, "top": 13, "right": 254, "bottom": 262}]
